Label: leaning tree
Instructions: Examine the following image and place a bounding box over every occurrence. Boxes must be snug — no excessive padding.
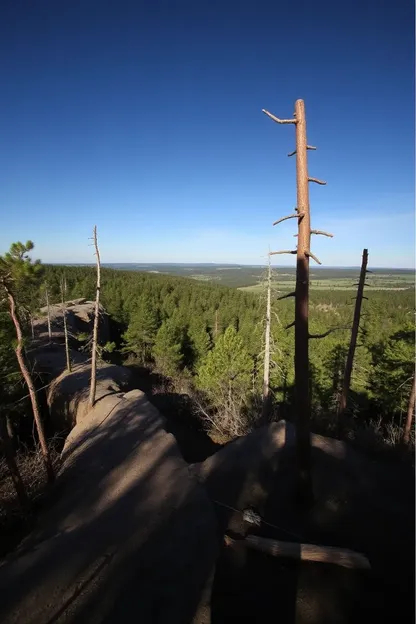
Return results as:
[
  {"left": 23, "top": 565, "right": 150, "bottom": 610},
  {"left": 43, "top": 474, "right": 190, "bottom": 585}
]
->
[{"left": 0, "top": 241, "right": 55, "bottom": 483}]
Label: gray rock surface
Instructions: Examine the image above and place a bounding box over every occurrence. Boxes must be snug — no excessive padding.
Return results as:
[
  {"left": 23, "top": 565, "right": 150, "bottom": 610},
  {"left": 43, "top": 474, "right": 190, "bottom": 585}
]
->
[{"left": 0, "top": 389, "right": 218, "bottom": 624}]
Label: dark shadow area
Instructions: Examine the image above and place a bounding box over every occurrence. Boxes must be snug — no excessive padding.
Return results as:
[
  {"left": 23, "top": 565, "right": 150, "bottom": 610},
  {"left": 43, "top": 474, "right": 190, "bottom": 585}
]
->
[
  {"left": 207, "top": 426, "right": 414, "bottom": 623},
  {"left": 126, "top": 364, "right": 221, "bottom": 463},
  {"left": 0, "top": 393, "right": 221, "bottom": 624}
]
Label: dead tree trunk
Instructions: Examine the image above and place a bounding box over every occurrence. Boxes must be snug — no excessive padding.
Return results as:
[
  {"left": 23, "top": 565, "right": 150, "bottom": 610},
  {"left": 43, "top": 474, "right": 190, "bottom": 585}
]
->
[
  {"left": 45, "top": 284, "right": 52, "bottom": 343},
  {"left": 403, "top": 373, "right": 415, "bottom": 445},
  {"left": 30, "top": 316, "right": 35, "bottom": 339},
  {"left": 264, "top": 99, "right": 330, "bottom": 504},
  {"left": 261, "top": 254, "right": 272, "bottom": 420},
  {"left": 0, "top": 413, "right": 30, "bottom": 511},
  {"left": 61, "top": 276, "right": 72, "bottom": 373},
  {"left": 4, "top": 286, "right": 54, "bottom": 483},
  {"left": 338, "top": 249, "right": 368, "bottom": 419},
  {"left": 88, "top": 225, "right": 101, "bottom": 410},
  {"left": 214, "top": 308, "right": 219, "bottom": 339}
]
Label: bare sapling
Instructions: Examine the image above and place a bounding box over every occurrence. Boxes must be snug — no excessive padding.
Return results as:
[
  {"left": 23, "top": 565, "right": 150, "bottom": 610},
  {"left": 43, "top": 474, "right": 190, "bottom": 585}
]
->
[
  {"left": 88, "top": 226, "right": 101, "bottom": 409},
  {"left": 45, "top": 283, "right": 52, "bottom": 343},
  {"left": 264, "top": 99, "right": 331, "bottom": 504},
  {"left": 61, "top": 276, "right": 72, "bottom": 373}
]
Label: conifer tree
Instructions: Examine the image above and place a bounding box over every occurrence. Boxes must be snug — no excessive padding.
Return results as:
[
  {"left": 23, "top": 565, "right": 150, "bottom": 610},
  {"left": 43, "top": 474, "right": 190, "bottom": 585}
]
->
[
  {"left": 188, "top": 320, "right": 212, "bottom": 369},
  {"left": 122, "top": 295, "right": 160, "bottom": 363},
  {"left": 197, "top": 326, "right": 252, "bottom": 436},
  {"left": 153, "top": 318, "right": 184, "bottom": 377},
  {"left": 0, "top": 241, "right": 54, "bottom": 482}
]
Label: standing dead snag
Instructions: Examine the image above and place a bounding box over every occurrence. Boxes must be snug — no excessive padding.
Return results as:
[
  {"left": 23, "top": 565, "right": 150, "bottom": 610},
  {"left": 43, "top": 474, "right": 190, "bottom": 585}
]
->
[
  {"left": 337, "top": 249, "right": 368, "bottom": 420},
  {"left": 88, "top": 226, "right": 101, "bottom": 410},
  {"left": 44, "top": 283, "right": 52, "bottom": 343},
  {"left": 262, "top": 253, "right": 272, "bottom": 420},
  {"left": 60, "top": 276, "right": 72, "bottom": 373},
  {"left": 265, "top": 99, "right": 330, "bottom": 503}
]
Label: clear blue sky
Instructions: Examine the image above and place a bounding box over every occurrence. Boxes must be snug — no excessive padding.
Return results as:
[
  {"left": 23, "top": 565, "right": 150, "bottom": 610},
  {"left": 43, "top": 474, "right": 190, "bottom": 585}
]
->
[{"left": 0, "top": 0, "right": 414, "bottom": 267}]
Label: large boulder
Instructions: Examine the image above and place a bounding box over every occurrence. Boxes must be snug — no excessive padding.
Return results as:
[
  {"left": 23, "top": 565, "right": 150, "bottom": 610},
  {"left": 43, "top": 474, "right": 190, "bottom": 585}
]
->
[
  {"left": 191, "top": 421, "right": 415, "bottom": 623},
  {"left": 0, "top": 389, "right": 219, "bottom": 624}
]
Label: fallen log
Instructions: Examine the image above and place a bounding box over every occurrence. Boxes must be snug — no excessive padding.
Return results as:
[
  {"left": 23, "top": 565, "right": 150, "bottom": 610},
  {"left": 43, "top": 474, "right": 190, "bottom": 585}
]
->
[{"left": 224, "top": 534, "right": 371, "bottom": 570}]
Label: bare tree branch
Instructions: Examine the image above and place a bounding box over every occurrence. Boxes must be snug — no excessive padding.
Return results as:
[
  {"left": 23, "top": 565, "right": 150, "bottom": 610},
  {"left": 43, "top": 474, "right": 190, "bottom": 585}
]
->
[
  {"left": 273, "top": 212, "right": 305, "bottom": 226},
  {"left": 270, "top": 250, "right": 297, "bottom": 256},
  {"left": 309, "top": 325, "right": 349, "bottom": 339},
  {"left": 311, "top": 229, "right": 333, "bottom": 238},
  {"left": 277, "top": 291, "right": 296, "bottom": 300},
  {"left": 262, "top": 109, "right": 297, "bottom": 124},
  {"left": 308, "top": 177, "right": 327, "bottom": 185},
  {"left": 305, "top": 250, "right": 322, "bottom": 265},
  {"left": 285, "top": 321, "right": 295, "bottom": 330}
]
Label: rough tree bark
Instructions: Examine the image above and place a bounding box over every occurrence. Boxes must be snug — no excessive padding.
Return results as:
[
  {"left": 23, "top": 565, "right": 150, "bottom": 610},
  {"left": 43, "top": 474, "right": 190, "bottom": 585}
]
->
[
  {"left": 403, "top": 373, "right": 415, "bottom": 445},
  {"left": 4, "top": 286, "right": 55, "bottom": 483},
  {"left": 261, "top": 254, "right": 272, "bottom": 420},
  {"left": 293, "top": 99, "right": 313, "bottom": 501},
  {"left": 0, "top": 413, "right": 29, "bottom": 511},
  {"left": 61, "top": 276, "right": 72, "bottom": 373},
  {"left": 88, "top": 225, "right": 101, "bottom": 409},
  {"left": 338, "top": 249, "right": 368, "bottom": 419},
  {"left": 264, "top": 99, "right": 329, "bottom": 504}
]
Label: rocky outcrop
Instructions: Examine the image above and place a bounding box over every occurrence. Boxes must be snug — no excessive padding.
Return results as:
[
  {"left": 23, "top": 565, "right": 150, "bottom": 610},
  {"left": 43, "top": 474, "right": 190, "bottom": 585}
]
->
[
  {"left": 190, "top": 421, "right": 415, "bottom": 622},
  {"left": 0, "top": 309, "right": 219, "bottom": 623},
  {"left": 35, "top": 299, "right": 109, "bottom": 344}
]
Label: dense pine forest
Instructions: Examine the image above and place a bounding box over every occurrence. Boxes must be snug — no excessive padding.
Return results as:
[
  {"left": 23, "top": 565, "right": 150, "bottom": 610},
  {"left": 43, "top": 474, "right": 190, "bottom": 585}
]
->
[{"left": 2, "top": 258, "right": 413, "bottom": 452}]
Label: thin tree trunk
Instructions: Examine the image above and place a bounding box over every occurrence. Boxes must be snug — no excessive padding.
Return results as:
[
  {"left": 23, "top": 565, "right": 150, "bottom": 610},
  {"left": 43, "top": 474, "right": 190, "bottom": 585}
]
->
[
  {"left": 294, "top": 99, "right": 313, "bottom": 502},
  {"left": 0, "top": 413, "right": 30, "bottom": 511},
  {"left": 214, "top": 309, "right": 219, "bottom": 339},
  {"left": 264, "top": 99, "right": 329, "bottom": 504},
  {"left": 89, "top": 225, "right": 101, "bottom": 409},
  {"left": 5, "top": 287, "right": 54, "bottom": 483},
  {"left": 61, "top": 277, "right": 72, "bottom": 373},
  {"left": 262, "top": 254, "right": 272, "bottom": 420},
  {"left": 30, "top": 316, "right": 35, "bottom": 340},
  {"left": 338, "top": 249, "right": 368, "bottom": 419},
  {"left": 45, "top": 284, "right": 52, "bottom": 343},
  {"left": 403, "top": 373, "right": 415, "bottom": 445}
]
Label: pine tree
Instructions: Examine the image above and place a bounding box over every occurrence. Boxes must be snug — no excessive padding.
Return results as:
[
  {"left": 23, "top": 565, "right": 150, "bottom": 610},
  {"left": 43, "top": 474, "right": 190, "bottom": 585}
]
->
[
  {"left": 153, "top": 318, "right": 184, "bottom": 377},
  {"left": 188, "top": 320, "right": 212, "bottom": 369},
  {"left": 197, "top": 326, "right": 253, "bottom": 436},
  {"left": 122, "top": 295, "right": 160, "bottom": 363},
  {"left": 0, "top": 241, "right": 55, "bottom": 482}
]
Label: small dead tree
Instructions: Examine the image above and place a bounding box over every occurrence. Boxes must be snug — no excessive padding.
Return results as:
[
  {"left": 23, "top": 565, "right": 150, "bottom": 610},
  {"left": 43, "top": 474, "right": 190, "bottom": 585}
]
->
[
  {"left": 0, "top": 412, "right": 29, "bottom": 512},
  {"left": 88, "top": 226, "right": 101, "bottom": 410},
  {"left": 264, "top": 99, "right": 331, "bottom": 503},
  {"left": 261, "top": 253, "right": 272, "bottom": 420},
  {"left": 214, "top": 308, "right": 219, "bottom": 339},
  {"left": 403, "top": 373, "right": 415, "bottom": 446},
  {"left": 60, "top": 276, "right": 72, "bottom": 373},
  {"left": 44, "top": 283, "right": 52, "bottom": 343},
  {"left": 338, "top": 249, "right": 369, "bottom": 419}
]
